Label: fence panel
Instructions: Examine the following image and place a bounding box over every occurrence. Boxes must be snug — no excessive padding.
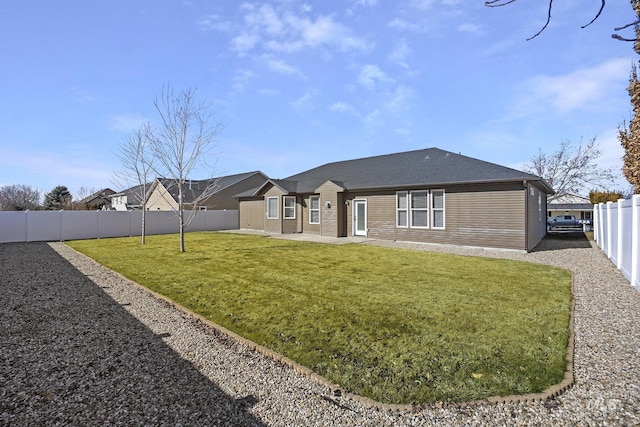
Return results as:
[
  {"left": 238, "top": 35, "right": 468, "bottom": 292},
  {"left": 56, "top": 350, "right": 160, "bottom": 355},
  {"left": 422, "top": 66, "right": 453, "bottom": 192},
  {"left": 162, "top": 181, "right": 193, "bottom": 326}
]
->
[
  {"left": 608, "top": 201, "right": 620, "bottom": 267},
  {"left": 594, "top": 195, "right": 640, "bottom": 291},
  {"left": 0, "top": 210, "right": 239, "bottom": 243},
  {"left": 28, "top": 211, "right": 62, "bottom": 242},
  {"left": 619, "top": 199, "right": 633, "bottom": 281},
  {"left": 0, "top": 212, "right": 27, "bottom": 243}
]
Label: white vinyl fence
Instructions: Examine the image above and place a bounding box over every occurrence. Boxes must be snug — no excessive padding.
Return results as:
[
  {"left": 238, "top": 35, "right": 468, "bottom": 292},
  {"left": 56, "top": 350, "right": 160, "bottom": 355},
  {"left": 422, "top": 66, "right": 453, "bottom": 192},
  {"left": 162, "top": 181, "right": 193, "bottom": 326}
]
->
[
  {"left": 0, "top": 210, "right": 238, "bottom": 244},
  {"left": 594, "top": 195, "right": 640, "bottom": 291}
]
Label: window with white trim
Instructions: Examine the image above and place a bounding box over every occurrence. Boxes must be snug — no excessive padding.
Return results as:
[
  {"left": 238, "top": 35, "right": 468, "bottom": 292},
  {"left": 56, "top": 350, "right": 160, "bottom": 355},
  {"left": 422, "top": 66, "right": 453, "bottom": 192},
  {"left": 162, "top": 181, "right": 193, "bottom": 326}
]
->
[
  {"left": 396, "top": 191, "right": 408, "bottom": 227},
  {"left": 267, "top": 197, "right": 278, "bottom": 219},
  {"left": 431, "top": 190, "right": 445, "bottom": 229},
  {"left": 309, "top": 196, "right": 320, "bottom": 224},
  {"left": 396, "top": 189, "right": 446, "bottom": 229},
  {"left": 410, "top": 191, "right": 429, "bottom": 228},
  {"left": 284, "top": 196, "right": 296, "bottom": 219}
]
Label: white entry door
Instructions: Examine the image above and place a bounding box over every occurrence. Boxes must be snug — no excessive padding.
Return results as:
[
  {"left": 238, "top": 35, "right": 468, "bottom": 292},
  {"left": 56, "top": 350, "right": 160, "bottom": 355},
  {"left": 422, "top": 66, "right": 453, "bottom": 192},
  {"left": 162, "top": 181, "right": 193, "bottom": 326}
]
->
[{"left": 353, "top": 199, "right": 367, "bottom": 236}]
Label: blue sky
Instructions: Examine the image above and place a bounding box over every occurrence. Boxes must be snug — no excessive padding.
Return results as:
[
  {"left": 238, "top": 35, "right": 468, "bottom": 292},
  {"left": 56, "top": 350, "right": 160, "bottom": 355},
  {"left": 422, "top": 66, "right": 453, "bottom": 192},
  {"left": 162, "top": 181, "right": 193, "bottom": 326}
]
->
[{"left": 0, "top": 0, "right": 636, "bottom": 198}]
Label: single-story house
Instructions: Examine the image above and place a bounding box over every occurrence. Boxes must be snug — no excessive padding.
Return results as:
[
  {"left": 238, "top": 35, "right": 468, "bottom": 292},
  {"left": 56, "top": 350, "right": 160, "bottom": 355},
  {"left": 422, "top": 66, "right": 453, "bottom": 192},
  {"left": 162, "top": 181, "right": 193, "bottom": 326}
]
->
[
  {"left": 236, "top": 148, "right": 554, "bottom": 252},
  {"left": 146, "top": 171, "right": 269, "bottom": 211},
  {"left": 110, "top": 184, "right": 149, "bottom": 211},
  {"left": 547, "top": 194, "right": 593, "bottom": 222},
  {"left": 76, "top": 188, "right": 116, "bottom": 210}
]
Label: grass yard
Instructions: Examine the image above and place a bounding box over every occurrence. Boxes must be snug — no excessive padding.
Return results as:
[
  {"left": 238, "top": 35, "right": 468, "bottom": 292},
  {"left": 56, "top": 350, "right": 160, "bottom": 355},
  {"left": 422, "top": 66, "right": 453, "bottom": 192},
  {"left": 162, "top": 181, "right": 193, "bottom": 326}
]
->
[{"left": 67, "top": 232, "right": 572, "bottom": 404}]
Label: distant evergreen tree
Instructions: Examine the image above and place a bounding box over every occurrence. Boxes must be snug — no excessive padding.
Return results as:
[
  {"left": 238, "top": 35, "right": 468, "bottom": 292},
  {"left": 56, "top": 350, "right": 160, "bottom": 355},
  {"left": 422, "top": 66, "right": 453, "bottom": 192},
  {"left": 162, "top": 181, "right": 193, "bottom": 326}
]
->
[{"left": 43, "top": 185, "right": 72, "bottom": 210}]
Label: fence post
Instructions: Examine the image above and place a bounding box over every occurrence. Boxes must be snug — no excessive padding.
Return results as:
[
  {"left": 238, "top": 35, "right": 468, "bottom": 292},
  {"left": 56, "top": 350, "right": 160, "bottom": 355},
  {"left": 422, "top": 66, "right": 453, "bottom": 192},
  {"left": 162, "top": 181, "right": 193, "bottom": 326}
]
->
[
  {"left": 633, "top": 195, "right": 640, "bottom": 291},
  {"left": 617, "top": 199, "right": 624, "bottom": 270},
  {"left": 597, "top": 202, "right": 606, "bottom": 251},
  {"left": 593, "top": 205, "right": 598, "bottom": 242}
]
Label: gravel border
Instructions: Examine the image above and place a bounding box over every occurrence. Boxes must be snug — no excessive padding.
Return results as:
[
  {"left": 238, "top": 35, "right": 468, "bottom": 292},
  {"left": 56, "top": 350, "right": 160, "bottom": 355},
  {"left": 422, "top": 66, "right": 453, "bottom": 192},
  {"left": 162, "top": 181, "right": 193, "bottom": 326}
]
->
[{"left": 2, "top": 234, "right": 640, "bottom": 425}]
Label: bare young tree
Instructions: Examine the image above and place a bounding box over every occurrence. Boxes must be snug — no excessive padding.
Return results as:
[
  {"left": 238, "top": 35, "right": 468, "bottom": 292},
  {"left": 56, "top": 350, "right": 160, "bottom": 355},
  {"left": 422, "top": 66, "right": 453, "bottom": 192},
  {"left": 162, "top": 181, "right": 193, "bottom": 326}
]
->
[
  {"left": 113, "top": 122, "right": 156, "bottom": 244},
  {"left": 149, "top": 86, "right": 223, "bottom": 252},
  {"left": 524, "top": 137, "right": 617, "bottom": 201},
  {"left": 0, "top": 184, "right": 42, "bottom": 211}
]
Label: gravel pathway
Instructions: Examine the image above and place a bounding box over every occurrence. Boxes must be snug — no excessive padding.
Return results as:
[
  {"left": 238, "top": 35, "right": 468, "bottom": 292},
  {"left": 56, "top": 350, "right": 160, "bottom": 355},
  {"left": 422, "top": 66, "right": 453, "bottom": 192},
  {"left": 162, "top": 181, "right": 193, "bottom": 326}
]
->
[{"left": 1, "top": 235, "right": 639, "bottom": 426}]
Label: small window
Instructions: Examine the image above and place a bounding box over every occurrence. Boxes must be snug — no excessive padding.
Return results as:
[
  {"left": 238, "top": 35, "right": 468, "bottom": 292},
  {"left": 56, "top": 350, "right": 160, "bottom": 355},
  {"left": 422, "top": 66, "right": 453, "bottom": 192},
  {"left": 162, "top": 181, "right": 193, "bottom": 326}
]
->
[
  {"left": 267, "top": 197, "right": 278, "bottom": 219},
  {"left": 431, "top": 190, "right": 445, "bottom": 229},
  {"left": 410, "top": 191, "right": 429, "bottom": 228},
  {"left": 284, "top": 196, "right": 296, "bottom": 219},
  {"left": 309, "top": 196, "right": 320, "bottom": 224},
  {"left": 538, "top": 194, "right": 542, "bottom": 221},
  {"left": 396, "top": 191, "right": 408, "bottom": 227}
]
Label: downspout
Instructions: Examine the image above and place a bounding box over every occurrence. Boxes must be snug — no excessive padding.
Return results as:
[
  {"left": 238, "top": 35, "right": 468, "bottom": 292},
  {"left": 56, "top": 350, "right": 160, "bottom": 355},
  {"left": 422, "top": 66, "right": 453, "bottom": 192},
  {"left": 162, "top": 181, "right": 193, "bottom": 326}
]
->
[{"left": 524, "top": 180, "right": 529, "bottom": 252}]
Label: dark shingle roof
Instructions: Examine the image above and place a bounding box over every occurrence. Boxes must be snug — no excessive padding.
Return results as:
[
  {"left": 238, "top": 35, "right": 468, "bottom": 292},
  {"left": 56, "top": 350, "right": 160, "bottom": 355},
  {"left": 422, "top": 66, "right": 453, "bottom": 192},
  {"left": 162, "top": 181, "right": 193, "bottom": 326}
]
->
[
  {"left": 282, "top": 148, "right": 553, "bottom": 193},
  {"left": 159, "top": 171, "right": 263, "bottom": 204}
]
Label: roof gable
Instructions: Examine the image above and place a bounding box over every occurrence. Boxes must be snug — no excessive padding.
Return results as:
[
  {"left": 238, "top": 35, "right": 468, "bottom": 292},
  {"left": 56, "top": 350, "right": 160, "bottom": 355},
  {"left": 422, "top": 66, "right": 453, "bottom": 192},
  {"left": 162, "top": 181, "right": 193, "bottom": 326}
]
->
[{"left": 155, "top": 171, "right": 266, "bottom": 203}]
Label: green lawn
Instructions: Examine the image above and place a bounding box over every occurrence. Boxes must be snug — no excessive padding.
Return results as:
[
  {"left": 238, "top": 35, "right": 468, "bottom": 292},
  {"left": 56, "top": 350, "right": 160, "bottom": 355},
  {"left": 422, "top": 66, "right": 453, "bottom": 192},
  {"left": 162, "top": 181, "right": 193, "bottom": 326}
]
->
[{"left": 67, "top": 232, "right": 572, "bottom": 404}]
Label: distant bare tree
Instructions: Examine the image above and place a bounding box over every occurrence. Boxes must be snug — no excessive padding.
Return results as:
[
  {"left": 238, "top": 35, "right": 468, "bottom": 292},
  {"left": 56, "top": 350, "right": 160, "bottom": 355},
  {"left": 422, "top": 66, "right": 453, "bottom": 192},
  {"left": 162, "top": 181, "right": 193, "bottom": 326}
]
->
[
  {"left": 76, "top": 186, "right": 98, "bottom": 200},
  {"left": 524, "top": 138, "right": 616, "bottom": 202},
  {"left": 149, "top": 86, "right": 223, "bottom": 252},
  {"left": 113, "top": 122, "right": 156, "bottom": 244},
  {"left": 0, "top": 184, "right": 42, "bottom": 210}
]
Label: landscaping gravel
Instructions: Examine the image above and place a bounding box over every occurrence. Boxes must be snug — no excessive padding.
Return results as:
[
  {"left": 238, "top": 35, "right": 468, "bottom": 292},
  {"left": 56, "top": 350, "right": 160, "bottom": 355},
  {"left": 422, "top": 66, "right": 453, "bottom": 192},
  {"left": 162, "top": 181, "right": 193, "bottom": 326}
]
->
[{"left": 1, "top": 234, "right": 639, "bottom": 426}]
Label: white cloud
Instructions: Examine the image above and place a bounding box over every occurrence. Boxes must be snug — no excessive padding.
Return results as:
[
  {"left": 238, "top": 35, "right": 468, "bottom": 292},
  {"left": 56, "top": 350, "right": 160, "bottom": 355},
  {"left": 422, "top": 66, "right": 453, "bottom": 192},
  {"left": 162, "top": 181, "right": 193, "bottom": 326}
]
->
[
  {"left": 387, "top": 18, "right": 426, "bottom": 33},
  {"left": 108, "top": 114, "right": 148, "bottom": 133},
  {"left": 388, "top": 40, "right": 411, "bottom": 68},
  {"left": 511, "top": 58, "right": 630, "bottom": 117},
  {"left": 198, "top": 14, "right": 233, "bottom": 32},
  {"left": 211, "top": 3, "right": 373, "bottom": 56},
  {"left": 264, "top": 56, "right": 301, "bottom": 75},
  {"left": 259, "top": 88, "right": 280, "bottom": 96},
  {"left": 353, "top": 0, "right": 378, "bottom": 6},
  {"left": 385, "top": 84, "right": 413, "bottom": 113},
  {"left": 457, "top": 23, "right": 483, "bottom": 35},
  {"left": 357, "top": 64, "right": 394, "bottom": 89},
  {"left": 329, "top": 101, "right": 357, "bottom": 114},
  {"left": 231, "top": 69, "right": 256, "bottom": 92},
  {"left": 291, "top": 91, "right": 317, "bottom": 111},
  {"left": 363, "top": 108, "right": 383, "bottom": 128},
  {"left": 231, "top": 33, "right": 261, "bottom": 55}
]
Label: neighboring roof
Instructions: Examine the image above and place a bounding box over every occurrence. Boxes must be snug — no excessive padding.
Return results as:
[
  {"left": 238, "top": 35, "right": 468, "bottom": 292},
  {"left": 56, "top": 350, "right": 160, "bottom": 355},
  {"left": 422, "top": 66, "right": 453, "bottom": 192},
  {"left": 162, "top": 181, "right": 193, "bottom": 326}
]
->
[
  {"left": 110, "top": 183, "right": 151, "bottom": 206},
  {"left": 78, "top": 188, "right": 116, "bottom": 205},
  {"left": 549, "top": 193, "right": 592, "bottom": 205},
  {"left": 273, "top": 148, "right": 553, "bottom": 194},
  {"left": 156, "top": 171, "right": 267, "bottom": 204},
  {"left": 549, "top": 203, "right": 593, "bottom": 211}
]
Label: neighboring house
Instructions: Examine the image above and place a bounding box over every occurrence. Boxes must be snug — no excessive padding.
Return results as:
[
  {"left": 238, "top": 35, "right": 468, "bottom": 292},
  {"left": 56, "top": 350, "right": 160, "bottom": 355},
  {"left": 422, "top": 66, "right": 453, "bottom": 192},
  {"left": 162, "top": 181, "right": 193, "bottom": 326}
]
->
[
  {"left": 77, "top": 188, "right": 115, "bottom": 210},
  {"left": 236, "top": 148, "right": 554, "bottom": 252},
  {"left": 146, "top": 171, "right": 269, "bottom": 211},
  {"left": 547, "top": 193, "right": 593, "bottom": 222},
  {"left": 109, "top": 184, "right": 150, "bottom": 211}
]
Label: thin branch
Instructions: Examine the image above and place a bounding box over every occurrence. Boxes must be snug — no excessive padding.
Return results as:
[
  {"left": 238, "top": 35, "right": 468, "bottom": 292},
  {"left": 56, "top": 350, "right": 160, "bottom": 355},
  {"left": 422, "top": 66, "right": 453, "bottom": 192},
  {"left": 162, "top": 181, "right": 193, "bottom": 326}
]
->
[
  {"left": 527, "top": 0, "right": 553, "bottom": 41},
  {"left": 612, "top": 34, "right": 638, "bottom": 42},
  {"left": 614, "top": 20, "right": 640, "bottom": 32},
  {"left": 484, "top": 0, "right": 517, "bottom": 7},
  {"left": 581, "top": 0, "right": 606, "bottom": 29}
]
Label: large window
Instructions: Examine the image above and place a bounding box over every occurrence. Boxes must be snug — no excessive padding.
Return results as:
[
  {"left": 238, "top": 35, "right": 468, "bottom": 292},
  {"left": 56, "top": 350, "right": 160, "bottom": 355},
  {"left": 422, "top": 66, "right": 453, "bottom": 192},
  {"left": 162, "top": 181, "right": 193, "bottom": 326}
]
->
[
  {"left": 267, "top": 197, "right": 278, "bottom": 219},
  {"left": 284, "top": 196, "right": 296, "bottom": 219},
  {"left": 431, "top": 190, "right": 445, "bottom": 229},
  {"left": 410, "top": 191, "right": 429, "bottom": 228},
  {"left": 309, "top": 196, "right": 320, "bottom": 224},
  {"left": 396, "top": 191, "right": 408, "bottom": 227},
  {"left": 396, "top": 189, "right": 446, "bottom": 229}
]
